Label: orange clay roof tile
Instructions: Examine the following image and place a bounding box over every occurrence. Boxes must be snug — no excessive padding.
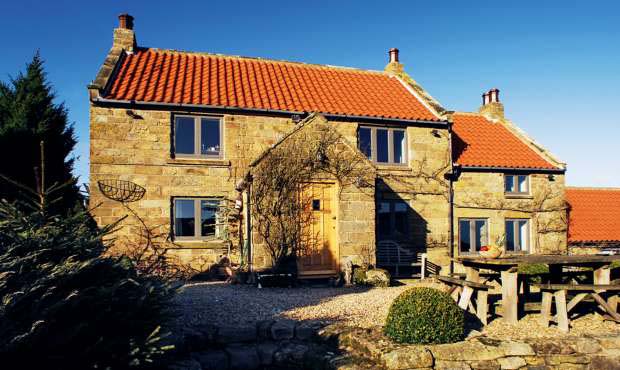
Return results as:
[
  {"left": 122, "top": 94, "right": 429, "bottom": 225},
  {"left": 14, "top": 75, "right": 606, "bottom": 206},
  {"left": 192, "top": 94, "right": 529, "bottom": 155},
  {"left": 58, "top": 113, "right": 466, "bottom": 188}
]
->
[
  {"left": 566, "top": 188, "right": 620, "bottom": 244},
  {"left": 104, "top": 48, "right": 440, "bottom": 121},
  {"left": 452, "top": 113, "right": 557, "bottom": 170}
]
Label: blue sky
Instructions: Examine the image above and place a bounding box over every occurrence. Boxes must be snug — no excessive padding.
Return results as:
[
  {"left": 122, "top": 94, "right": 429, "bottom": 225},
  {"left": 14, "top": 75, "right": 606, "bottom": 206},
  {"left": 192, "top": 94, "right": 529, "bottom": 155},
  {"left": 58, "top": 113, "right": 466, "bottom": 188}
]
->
[{"left": 1, "top": 0, "right": 618, "bottom": 187}]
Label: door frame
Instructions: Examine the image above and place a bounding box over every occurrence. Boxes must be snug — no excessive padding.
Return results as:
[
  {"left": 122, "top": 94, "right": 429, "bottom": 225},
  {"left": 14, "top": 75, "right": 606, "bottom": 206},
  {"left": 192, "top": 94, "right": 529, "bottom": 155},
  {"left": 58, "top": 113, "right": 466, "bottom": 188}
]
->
[{"left": 297, "top": 181, "right": 340, "bottom": 277}]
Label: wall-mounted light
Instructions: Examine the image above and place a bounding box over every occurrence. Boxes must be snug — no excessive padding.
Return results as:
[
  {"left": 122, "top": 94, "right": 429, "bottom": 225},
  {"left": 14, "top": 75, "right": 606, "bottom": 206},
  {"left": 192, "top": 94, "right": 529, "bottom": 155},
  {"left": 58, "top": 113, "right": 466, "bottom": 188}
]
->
[
  {"left": 548, "top": 174, "right": 556, "bottom": 181},
  {"left": 125, "top": 109, "right": 143, "bottom": 119},
  {"left": 431, "top": 129, "right": 441, "bottom": 137}
]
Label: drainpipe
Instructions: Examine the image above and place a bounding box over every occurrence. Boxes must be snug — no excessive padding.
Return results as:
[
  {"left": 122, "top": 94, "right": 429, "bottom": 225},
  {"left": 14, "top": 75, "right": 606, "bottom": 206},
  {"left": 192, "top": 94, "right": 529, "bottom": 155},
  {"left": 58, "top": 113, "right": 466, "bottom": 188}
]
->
[
  {"left": 447, "top": 122, "right": 455, "bottom": 276},
  {"left": 244, "top": 181, "right": 253, "bottom": 273}
]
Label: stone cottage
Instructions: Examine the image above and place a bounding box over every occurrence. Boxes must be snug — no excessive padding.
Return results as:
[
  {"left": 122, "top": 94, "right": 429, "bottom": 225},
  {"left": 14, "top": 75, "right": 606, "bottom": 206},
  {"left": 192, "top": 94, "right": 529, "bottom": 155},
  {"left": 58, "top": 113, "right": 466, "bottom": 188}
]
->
[{"left": 88, "top": 14, "right": 568, "bottom": 277}]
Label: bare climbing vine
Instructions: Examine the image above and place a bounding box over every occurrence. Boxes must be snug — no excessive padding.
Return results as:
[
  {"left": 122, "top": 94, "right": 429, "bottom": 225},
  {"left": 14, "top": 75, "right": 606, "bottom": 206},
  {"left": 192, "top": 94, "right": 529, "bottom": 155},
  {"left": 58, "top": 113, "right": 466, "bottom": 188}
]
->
[{"left": 249, "top": 118, "right": 374, "bottom": 270}]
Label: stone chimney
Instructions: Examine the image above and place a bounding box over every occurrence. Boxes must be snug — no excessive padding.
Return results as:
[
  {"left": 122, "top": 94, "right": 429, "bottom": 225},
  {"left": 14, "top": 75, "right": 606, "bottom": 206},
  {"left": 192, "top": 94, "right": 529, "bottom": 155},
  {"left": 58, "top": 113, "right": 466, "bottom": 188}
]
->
[
  {"left": 113, "top": 13, "right": 136, "bottom": 52},
  {"left": 479, "top": 88, "right": 504, "bottom": 120},
  {"left": 385, "top": 47, "right": 404, "bottom": 75}
]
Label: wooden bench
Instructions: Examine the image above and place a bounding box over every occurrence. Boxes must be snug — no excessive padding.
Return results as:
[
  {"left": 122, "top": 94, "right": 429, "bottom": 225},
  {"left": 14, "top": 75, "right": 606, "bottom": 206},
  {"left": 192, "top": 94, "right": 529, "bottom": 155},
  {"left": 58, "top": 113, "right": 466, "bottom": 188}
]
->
[
  {"left": 376, "top": 240, "right": 420, "bottom": 277},
  {"left": 436, "top": 275, "right": 492, "bottom": 325},
  {"left": 534, "top": 283, "right": 620, "bottom": 332}
]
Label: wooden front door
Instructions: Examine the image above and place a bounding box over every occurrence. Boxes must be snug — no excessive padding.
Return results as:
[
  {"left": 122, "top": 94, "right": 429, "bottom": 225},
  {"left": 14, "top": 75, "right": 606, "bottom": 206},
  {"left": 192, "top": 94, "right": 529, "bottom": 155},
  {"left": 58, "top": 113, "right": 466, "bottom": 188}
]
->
[{"left": 298, "top": 182, "right": 339, "bottom": 276}]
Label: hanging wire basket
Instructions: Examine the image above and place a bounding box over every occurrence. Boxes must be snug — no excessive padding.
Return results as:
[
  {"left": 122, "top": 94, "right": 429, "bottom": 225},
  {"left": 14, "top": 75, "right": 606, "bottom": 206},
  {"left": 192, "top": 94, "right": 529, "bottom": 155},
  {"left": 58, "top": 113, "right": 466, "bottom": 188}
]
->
[{"left": 97, "top": 179, "right": 146, "bottom": 203}]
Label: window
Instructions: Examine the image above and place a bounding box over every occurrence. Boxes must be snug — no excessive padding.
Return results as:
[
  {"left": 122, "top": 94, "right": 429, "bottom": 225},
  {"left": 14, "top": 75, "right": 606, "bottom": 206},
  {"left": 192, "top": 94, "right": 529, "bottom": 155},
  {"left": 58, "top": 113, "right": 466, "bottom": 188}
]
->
[
  {"left": 505, "top": 219, "right": 530, "bottom": 253},
  {"left": 459, "top": 219, "right": 488, "bottom": 254},
  {"left": 377, "top": 200, "right": 409, "bottom": 239},
  {"left": 357, "top": 126, "right": 407, "bottom": 165},
  {"left": 504, "top": 174, "right": 529, "bottom": 194},
  {"left": 174, "top": 116, "right": 222, "bottom": 158},
  {"left": 173, "top": 198, "right": 221, "bottom": 240}
]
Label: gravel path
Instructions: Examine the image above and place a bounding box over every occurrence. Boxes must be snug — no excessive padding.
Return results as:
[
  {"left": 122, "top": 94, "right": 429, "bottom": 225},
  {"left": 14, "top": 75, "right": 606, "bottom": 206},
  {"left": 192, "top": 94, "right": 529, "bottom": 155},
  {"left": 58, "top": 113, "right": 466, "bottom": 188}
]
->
[
  {"left": 172, "top": 281, "right": 620, "bottom": 339},
  {"left": 172, "top": 281, "right": 411, "bottom": 328}
]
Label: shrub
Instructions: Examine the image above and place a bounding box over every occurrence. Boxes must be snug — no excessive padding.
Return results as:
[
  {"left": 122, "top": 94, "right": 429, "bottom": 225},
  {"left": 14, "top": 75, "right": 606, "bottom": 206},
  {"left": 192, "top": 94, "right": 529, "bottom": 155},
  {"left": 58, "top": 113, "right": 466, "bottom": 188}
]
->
[
  {"left": 353, "top": 265, "right": 368, "bottom": 285},
  {"left": 0, "top": 198, "right": 176, "bottom": 369},
  {"left": 384, "top": 287, "right": 464, "bottom": 344},
  {"left": 518, "top": 263, "right": 549, "bottom": 275},
  {"left": 365, "top": 268, "right": 391, "bottom": 287},
  {"left": 518, "top": 263, "right": 549, "bottom": 284}
]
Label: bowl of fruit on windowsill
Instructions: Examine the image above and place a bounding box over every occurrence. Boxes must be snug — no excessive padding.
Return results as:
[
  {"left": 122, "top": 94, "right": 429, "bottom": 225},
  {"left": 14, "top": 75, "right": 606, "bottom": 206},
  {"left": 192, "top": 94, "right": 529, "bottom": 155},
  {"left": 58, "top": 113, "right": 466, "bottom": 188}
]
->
[{"left": 480, "top": 245, "right": 503, "bottom": 259}]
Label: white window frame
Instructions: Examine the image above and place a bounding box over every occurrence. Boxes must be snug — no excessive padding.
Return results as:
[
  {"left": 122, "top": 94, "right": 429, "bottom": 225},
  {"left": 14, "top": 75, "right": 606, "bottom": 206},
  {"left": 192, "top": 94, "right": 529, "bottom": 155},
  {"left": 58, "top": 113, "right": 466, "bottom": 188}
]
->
[
  {"left": 358, "top": 126, "right": 408, "bottom": 165},
  {"left": 172, "top": 197, "right": 222, "bottom": 241},
  {"left": 504, "top": 174, "right": 530, "bottom": 195},
  {"left": 505, "top": 218, "right": 531, "bottom": 254},
  {"left": 173, "top": 115, "right": 223, "bottom": 159},
  {"left": 458, "top": 218, "right": 489, "bottom": 255}
]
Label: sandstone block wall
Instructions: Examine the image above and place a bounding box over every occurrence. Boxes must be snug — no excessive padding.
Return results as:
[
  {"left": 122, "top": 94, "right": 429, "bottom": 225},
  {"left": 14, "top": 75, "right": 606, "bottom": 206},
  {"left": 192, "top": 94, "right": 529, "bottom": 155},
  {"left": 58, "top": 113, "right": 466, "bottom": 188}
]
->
[
  {"left": 453, "top": 171, "right": 567, "bottom": 269},
  {"left": 91, "top": 107, "right": 380, "bottom": 272},
  {"left": 90, "top": 104, "right": 567, "bottom": 275},
  {"left": 335, "top": 122, "right": 452, "bottom": 266},
  {"left": 90, "top": 106, "right": 295, "bottom": 270}
]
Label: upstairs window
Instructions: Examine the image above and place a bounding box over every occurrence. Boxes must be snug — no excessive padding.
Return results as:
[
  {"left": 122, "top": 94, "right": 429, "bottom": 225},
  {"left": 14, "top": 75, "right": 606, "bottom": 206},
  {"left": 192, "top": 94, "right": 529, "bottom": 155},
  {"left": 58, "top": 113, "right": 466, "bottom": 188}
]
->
[
  {"left": 505, "top": 219, "right": 530, "bottom": 253},
  {"left": 459, "top": 218, "right": 488, "bottom": 254},
  {"left": 358, "top": 127, "right": 407, "bottom": 165},
  {"left": 173, "top": 198, "right": 222, "bottom": 240},
  {"left": 174, "top": 116, "right": 222, "bottom": 158},
  {"left": 505, "top": 174, "right": 529, "bottom": 194}
]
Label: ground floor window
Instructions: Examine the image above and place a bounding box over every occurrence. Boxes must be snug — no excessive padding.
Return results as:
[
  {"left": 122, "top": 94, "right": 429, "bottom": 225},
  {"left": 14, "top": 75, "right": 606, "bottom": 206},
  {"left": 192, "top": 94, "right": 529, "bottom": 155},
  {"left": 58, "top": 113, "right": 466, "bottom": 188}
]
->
[
  {"left": 505, "top": 219, "right": 530, "bottom": 253},
  {"left": 377, "top": 200, "right": 409, "bottom": 240},
  {"left": 459, "top": 218, "right": 488, "bottom": 253},
  {"left": 173, "top": 197, "right": 221, "bottom": 240}
]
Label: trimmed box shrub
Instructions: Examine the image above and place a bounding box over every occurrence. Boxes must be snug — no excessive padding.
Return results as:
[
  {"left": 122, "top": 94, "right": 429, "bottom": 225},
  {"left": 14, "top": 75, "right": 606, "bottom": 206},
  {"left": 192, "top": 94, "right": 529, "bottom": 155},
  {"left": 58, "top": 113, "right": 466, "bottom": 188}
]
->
[{"left": 384, "top": 287, "right": 464, "bottom": 344}]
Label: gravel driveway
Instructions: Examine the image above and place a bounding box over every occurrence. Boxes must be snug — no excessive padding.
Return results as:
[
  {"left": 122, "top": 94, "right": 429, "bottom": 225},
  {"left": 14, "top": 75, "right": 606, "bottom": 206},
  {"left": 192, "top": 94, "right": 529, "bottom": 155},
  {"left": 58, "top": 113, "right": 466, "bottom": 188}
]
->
[
  {"left": 172, "top": 281, "right": 412, "bottom": 328},
  {"left": 172, "top": 281, "right": 620, "bottom": 340}
]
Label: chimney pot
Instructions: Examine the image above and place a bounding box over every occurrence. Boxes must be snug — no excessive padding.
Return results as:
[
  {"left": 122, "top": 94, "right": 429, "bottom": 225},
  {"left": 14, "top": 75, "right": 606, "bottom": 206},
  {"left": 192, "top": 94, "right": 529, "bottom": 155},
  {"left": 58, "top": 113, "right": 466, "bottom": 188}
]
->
[
  {"left": 118, "top": 13, "right": 134, "bottom": 30},
  {"left": 489, "top": 88, "right": 500, "bottom": 103},
  {"left": 479, "top": 88, "right": 504, "bottom": 120},
  {"left": 389, "top": 48, "right": 399, "bottom": 63}
]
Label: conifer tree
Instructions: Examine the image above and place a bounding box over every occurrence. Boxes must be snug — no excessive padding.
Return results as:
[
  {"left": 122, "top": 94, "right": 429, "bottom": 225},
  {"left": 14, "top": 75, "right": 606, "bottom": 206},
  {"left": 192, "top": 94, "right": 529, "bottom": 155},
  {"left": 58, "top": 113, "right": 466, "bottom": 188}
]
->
[{"left": 0, "top": 52, "right": 80, "bottom": 213}]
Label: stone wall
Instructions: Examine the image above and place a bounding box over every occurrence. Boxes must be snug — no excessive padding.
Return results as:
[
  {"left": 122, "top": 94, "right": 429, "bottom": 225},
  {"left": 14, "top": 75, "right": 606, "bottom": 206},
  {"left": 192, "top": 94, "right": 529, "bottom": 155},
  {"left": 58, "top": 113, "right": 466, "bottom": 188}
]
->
[
  {"left": 334, "top": 121, "right": 452, "bottom": 268},
  {"left": 246, "top": 115, "right": 377, "bottom": 270},
  {"left": 337, "top": 325, "right": 620, "bottom": 370},
  {"left": 90, "top": 106, "right": 295, "bottom": 270},
  {"left": 168, "top": 321, "right": 620, "bottom": 370},
  {"left": 169, "top": 320, "right": 331, "bottom": 370},
  {"left": 91, "top": 106, "right": 410, "bottom": 273},
  {"left": 90, "top": 103, "right": 566, "bottom": 275},
  {"left": 452, "top": 171, "right": 567, "bottom": 270}
]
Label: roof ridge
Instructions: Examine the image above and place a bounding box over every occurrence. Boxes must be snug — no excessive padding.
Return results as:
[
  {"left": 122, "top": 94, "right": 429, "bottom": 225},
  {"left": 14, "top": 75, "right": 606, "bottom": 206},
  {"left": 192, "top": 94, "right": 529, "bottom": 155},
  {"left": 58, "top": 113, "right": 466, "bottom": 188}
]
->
[
  {"left": 135, "top": 47, "right": 388, "bottom": 75},
  {"left": 452, "top": 111, "right": 481, "bottom": 116}
]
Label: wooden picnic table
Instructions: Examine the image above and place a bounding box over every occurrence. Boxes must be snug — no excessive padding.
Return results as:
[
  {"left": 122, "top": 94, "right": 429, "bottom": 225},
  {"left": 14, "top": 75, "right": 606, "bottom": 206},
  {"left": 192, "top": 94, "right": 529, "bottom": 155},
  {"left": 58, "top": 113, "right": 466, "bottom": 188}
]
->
[{"left": 454, "top": 254, "right": 620, "bottom": 324}]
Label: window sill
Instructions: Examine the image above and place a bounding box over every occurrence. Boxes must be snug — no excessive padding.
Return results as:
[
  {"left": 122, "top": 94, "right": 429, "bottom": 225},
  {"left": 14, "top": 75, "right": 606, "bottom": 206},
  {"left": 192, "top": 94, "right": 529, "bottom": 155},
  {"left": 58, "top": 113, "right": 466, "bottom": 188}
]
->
[
  {"left": 505, "top": 193, "right": 533, "bottom": 199},
  {"left": 168, "top": 158, "right": 231, "bottom": 167},
  {"left": 376, "top": 164, "right": 410, "bottom": 172},
  {"left": 171, "top": 239, "right": 229, "bottom": 249}
]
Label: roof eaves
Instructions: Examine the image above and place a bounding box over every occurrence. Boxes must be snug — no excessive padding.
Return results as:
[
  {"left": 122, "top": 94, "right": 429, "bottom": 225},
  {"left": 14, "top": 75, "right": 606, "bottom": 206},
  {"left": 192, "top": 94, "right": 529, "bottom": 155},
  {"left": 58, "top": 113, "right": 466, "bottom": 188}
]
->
[
  {"left": 92, "top": 96, "right": 450, "bottom": 125},
  {"left": 458, "top": 165, "right": 566, "bottom": 173}
]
